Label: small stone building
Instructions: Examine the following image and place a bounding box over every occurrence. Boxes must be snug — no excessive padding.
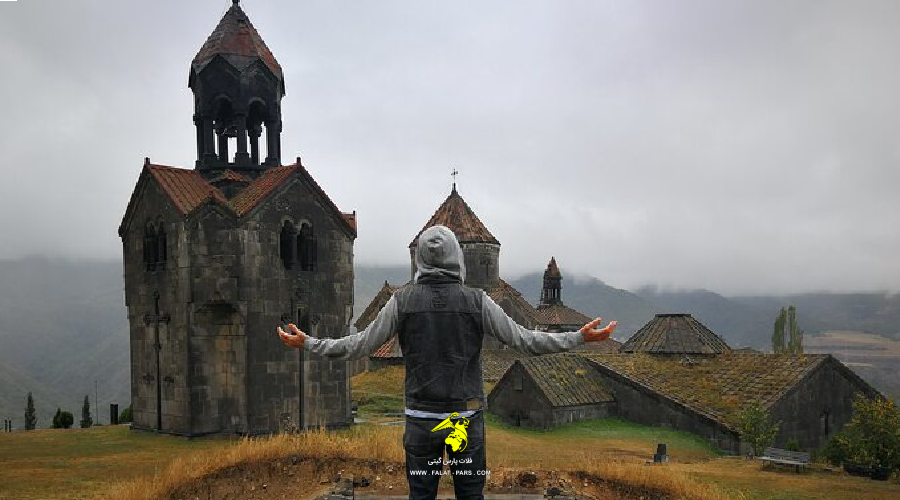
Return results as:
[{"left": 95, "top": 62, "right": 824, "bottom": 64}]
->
[
  {"left": 583, "top": 352, "right": 880, "bottom": 453},
  {"left": 488, "top": 353, "right": 615, "bottom": 429},
  {"left": 119, "top": 2, "right": 356, "bottom": 436},
  {"left": 486, "top": 312, "right": 880, "bottom": 453}
]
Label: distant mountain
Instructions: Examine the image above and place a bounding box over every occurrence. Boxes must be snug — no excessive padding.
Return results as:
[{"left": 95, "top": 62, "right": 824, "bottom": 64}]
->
[
  {"left": 0, "top": 257, "right": 130, "bottom": 428},
  {"left": 633, "top": 286, "right": 773, "bottom": 349},
  {"left": 0, "top": 256, "right": 896, "bottom": 428},
  {"left": 507, "top": 271, "right": 655, "bottom": 340},
  {"left": 732, "top": 293, "right": 900, "bottom": 340}
]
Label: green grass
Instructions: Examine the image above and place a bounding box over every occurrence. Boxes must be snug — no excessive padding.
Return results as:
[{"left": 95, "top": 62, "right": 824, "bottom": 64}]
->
[{"left": 485, "top": 412, "right": 721, "bottom": 454}]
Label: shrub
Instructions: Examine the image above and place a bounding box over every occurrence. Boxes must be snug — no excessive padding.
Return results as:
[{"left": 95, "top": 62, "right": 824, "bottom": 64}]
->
[
  {"left": 119, "top": 404, "right": 133, "bottom": 423},
  {"left": 823, "top": 394, "right": 900, "bottom": 473},
  {"left": 52, "top": 409, "right": 74, "bottom": 429},
  {"left": 736, "top": 403, "right": 780, "bottom": 457}
]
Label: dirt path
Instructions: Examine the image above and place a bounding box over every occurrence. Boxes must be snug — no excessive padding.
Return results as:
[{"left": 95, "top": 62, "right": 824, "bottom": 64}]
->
[{"left": 165, "top": 456, "right": 672, "bottom": 500}]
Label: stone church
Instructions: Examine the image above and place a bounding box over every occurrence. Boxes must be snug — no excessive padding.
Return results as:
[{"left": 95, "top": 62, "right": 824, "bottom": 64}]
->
[
  {"left": 353, "top": 185, "right": 602, "bottom": 374},
  {"left": 118, "top": 1, "right": 356, "bottom": 436}
]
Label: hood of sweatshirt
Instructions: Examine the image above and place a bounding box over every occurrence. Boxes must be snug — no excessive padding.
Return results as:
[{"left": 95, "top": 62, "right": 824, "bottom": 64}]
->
[{"left": 413, "top": 225, "right": 466, "bottom": 283}]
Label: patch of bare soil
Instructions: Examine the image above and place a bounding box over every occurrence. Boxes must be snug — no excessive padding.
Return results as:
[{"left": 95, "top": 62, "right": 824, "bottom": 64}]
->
[{"left": 165, "top": 456, "right": 674, "bottom": 500}]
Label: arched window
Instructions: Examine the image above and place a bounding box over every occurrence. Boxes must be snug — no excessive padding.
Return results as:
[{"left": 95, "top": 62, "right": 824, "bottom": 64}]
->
[
  {"left": 279, "top": 220, "right": 297, "bottom": 269},
  {"left": 297, "top": 223, "right": 317, "bottom": 271},
  {"left": 156, "top": 222, "right": 168, "bottom": 268},
  {"left": 143, "top": 222, "right": 158, "bottom": 271}
]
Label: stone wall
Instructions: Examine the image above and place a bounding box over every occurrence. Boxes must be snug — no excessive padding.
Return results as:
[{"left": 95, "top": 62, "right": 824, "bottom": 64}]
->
[
  {"left": 591, "top": 364, "right": 741, "bottom": 454},
  {"left": 487, "top": 362, "right": 553, "bottom": 428},
  {"left": 552, "top": 403, "right": 611, "bottom": 427},
  {"left": 123, "top": 179, "right": 192, "bottom": 435},
  {"left": 250, "top": 176, "right": 354, "bottom": 433},
  {"left": 461, "top": 242, "right": 500, "bottom": 290},
  {"left": 769, "top": 358, "right": 878, "bottom": 451}
]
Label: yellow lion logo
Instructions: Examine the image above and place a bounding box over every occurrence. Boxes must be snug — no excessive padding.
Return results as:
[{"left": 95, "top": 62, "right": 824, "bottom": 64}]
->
[{"left": 430, "top": 412, "right": 470, "bottom": 452}]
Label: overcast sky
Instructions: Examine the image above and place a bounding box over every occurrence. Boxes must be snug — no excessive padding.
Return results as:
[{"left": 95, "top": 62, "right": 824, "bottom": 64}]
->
[{"left": 1, "top": 0, "right": 898, "bottom": 295}]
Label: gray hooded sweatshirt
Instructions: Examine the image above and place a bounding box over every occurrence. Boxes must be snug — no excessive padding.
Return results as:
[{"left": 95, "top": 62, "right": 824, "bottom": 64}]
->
[{"left": 303, "top": 225, "right": 586, "bottom": 417}]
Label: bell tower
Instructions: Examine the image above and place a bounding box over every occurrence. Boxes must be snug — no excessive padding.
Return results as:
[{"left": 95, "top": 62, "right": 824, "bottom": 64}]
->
[
  {"left": 189, "top": 0, "right": 285, "bottom": 173},
  {"left": 540, "top": 257, "right": 562, "bottom": 306}
]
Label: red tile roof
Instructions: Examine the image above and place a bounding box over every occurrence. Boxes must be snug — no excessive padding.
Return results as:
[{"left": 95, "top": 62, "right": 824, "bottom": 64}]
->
[
  {"left": 409, "top": 187, "right": 499, "bottom": 247},
  {"left": 121, "top": 162, "right": 356, "bottom": 237},
  {"left": 534, "top": 303, "right": 593, "bottom": 328},
  {"left": 146, "top": 165, "right": 227, "bottom": 214},
  {"left": 229, "top": 165, "right": 296, "bottom": 215},
  {"left": 210, "top": 169, "right": 251, "bottom": 184},
  {"left": 371, "top": 334, "right": 403, "bottom": 359},
  {"left": 544, "top": 257, "right": 561, "bottom": 278},
  {"left": 486, "top": 279, "right": 541, "bottom": 328},
  {"left": 192, "top": 3, "right": 282, "bottom": 78}
]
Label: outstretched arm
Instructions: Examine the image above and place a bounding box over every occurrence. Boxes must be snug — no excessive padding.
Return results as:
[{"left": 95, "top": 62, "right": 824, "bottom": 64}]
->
[
  {"left": 277, "top": 295, "right": 399, "bottom": 361},
  {"left": 481, "top": 292, "right": 616, "bottom": 355}
]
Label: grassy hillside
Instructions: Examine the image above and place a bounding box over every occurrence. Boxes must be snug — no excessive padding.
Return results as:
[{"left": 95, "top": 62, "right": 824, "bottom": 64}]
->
[{"left": 2, "top": 419, "right": 898, "bottom": 500}]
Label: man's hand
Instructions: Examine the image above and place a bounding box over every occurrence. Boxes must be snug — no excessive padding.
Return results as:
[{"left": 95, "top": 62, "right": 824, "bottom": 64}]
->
[
  {"left": 278, "top": 323, "right": 307, "bottom": 349},
  {"left": 579, "top": 318, "right": 617, "bottom": 342}
]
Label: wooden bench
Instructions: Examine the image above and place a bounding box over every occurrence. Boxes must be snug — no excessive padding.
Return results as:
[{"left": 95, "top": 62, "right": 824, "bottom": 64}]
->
[{"left": 758, "top": 447, "right": 810, "bottom": 473}]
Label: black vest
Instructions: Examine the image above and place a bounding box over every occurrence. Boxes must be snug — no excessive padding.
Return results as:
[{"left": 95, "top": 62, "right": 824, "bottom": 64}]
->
[{"left": 395, "top": 277, "right": 485, "bottom": 413}]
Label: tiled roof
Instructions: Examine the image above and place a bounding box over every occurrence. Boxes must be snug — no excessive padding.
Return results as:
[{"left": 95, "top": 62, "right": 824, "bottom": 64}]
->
[
  {"left": 482, "top": 348, "right": 531, "bottom": 382},
  {"left": 486, "top": 279, "right": 541, "bottom": 328},
  {"left": 544, "top": 257, "right": 561, "bottom": 278},
  {"left": 371, "top": 334, "right": 403, "bottom": 359},
  {"left": 534, "top": 303, "right": 593, "bottom": 328},
  {"left": 121, "top": 162, "right": 356, "bottom": 237},
  {"left": 192, "top": 3, "right": 282, "bottom": 78},
  {"left": 571, "top": 338, "right": 622, "bottom": 354},
  {"left": 517, "top": 353, "right": 615, "bottom": 407},
  {"left": 229, "top": 165, "right": 296, "bottom": 215},
  {"left": 210, "top": 169, "right": 251, "bottom": 184},
  {"left": 582, "top": 353, "right": 833, "bottom": 429},
  {"left": 356, "top": 282, "right": 404, "bottom": 331},
  {"left": 146, "top": 165, "right": 228, "bottom": 214},
  {"left": 619, "top": 313, "right": 731, "bottom": 355},
  {"left": 409, "top": 187, "right": 499, "bottom": 246}
]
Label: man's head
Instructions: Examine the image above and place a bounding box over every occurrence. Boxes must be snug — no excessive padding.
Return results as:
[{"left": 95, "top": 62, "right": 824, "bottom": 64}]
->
[{"left": 414, "top": 225, "right": 466, "bottom": 283}]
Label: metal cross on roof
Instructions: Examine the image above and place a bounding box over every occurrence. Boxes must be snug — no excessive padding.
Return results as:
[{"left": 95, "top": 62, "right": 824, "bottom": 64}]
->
[{"left": 451, "top": 168, "right": 459, "bottom": 192}]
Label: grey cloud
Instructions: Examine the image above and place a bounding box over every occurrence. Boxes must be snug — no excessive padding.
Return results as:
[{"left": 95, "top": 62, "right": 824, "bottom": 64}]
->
[{"left": 0, "top": 0, "right": 897, "bottom": 295}]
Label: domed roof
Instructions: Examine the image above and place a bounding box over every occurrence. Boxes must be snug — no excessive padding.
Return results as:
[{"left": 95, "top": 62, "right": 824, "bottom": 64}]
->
[
  {"left": 409, "top": 186, "right": 499, "bottom": 247},
  {"left": 192, "top": 1, "right": 283, "bottom": 79},
  {"left": 619, "top": 313, "right": 731, "bottom": 355}
]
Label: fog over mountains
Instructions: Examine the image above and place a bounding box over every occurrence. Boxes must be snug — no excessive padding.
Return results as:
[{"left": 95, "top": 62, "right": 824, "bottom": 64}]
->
[{"left": 1, "top": 257, "right": 897, "bottom": 428}]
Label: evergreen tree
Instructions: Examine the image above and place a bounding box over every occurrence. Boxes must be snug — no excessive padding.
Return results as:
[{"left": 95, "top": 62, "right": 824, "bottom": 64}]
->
[
  {"left": 787, "top": 305, "right": 804, "bottom": 354},
  {"left": 24, "top": 392, "right": 37, "bottom": 430},
  {"left": 772, "top": 307, "right": 786, "bottom": 354},
  {"left": 52, "top": 408, "right": 62, "bottom": 429},
  {"left": 80, "top": 395, "right": 93, "bottom": 428}
]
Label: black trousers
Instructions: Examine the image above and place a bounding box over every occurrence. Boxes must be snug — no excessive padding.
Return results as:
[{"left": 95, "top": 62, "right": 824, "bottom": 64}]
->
[{"left": 403, "top": 411, "right": 486, "bottom": 500}]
